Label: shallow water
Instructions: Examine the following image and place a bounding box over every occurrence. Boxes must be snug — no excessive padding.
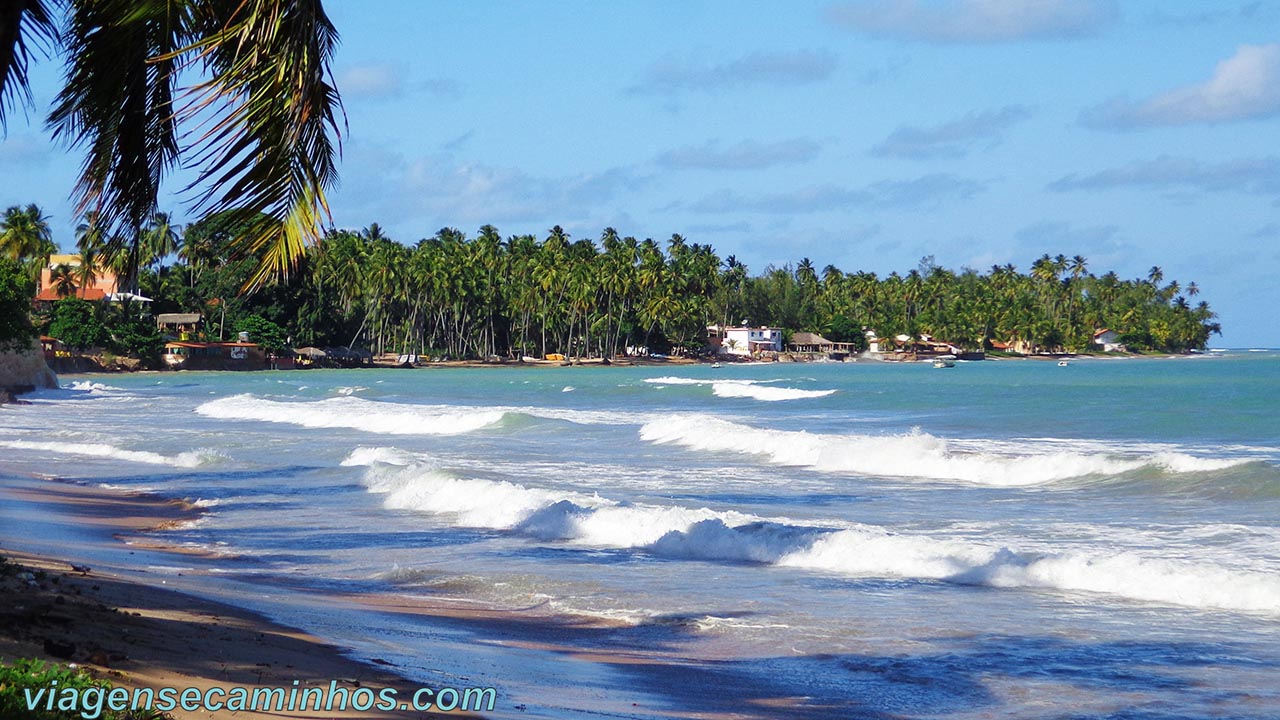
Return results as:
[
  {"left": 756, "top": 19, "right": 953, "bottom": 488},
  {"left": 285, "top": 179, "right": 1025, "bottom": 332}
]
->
[{"left": 3, "top": 352, "right": 1278, "bottom": 718}]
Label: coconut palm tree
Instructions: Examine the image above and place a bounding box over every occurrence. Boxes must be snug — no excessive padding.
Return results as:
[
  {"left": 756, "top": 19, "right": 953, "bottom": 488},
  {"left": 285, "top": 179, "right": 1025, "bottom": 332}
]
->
[
  {"left": 0, "top": 203, "right": 57, "bottom": 282},
  {"left": 49, "top": 262, "right": 77, "bottom": 297},
  {"left": 142, "top": 211, "right": 182, "bottom": 272},
  {"left": 1, "top": 0, "right": 344, "bottom": 290}
]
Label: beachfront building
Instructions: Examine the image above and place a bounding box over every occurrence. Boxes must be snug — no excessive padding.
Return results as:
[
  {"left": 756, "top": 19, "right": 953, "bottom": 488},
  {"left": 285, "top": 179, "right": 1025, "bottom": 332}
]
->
[
  {"left": 34, "top": 254, "right": 119, "bottom": 302},
  {"left": 157, "top": 313, "right": 204, "bottom": 341},
  {"left": 707, "top": 324, "right": 783, "bottom": 356},
  {"left": 789, "top": 332, "right": 834, "bottom": 353},
  {"left": 1092, "top": 328, "right": 1126, "bottom": 352},
  {"left": 865, "top": 329, "right": 883, "bottom": 354}
]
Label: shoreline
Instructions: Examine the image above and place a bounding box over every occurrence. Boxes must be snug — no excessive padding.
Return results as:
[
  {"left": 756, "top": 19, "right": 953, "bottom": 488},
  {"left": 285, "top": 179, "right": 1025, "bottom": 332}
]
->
[
  {"left": 0, "top": 476, "right": 470, "bottom": 719},
  {"left": 0, "top": 475, "right": 857, "bottom": 719}
]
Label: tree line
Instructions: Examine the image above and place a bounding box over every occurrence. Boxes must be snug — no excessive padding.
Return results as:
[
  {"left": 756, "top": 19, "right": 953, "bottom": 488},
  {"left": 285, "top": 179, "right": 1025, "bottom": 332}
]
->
[{"left": 2, "top": 203, "right": 1220, "bottom": 362}]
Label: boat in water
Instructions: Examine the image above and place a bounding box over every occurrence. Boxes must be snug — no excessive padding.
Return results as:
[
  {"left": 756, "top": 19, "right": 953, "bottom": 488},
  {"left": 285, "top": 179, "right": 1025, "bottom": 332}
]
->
[{"left": 933, "top": 355, "right": 956, "bottom": 368}]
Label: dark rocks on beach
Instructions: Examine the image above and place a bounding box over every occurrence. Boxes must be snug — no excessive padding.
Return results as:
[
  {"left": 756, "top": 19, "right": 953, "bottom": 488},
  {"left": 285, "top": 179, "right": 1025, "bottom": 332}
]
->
[
  {"left": 43, "top": 637, "right": 77, "bottom": 659},
  {"left": 0, "top": 386, "right": 34, "bottom": 405}
]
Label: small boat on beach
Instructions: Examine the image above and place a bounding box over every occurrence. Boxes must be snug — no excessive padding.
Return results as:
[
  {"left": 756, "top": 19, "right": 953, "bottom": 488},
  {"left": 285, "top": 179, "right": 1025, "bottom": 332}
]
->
[{"left": 932, "top": 355, "right": 956, "bottom": 368}]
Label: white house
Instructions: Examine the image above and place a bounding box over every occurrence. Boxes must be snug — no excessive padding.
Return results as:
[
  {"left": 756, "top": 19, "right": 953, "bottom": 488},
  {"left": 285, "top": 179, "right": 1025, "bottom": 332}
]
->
[
  {"left": 864, "top": 329, "right": 882, "bottom": 354},
  {"left": 1093, "top": 328, "right": 1125, "bottom": 352},
  {"left": 707, "top": 325, "right": 783, "bottom": 356}
]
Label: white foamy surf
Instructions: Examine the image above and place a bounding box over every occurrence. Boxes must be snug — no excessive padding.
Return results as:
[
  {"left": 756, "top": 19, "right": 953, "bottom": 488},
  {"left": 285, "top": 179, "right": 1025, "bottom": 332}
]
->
[
  {"left": 350, "top": 450, "right": 1280, "bottom": 615},
  {"left": 65, "top": 380, "right": 124, "bottom": 394},
  {"left": 777, "top": 527, "right": 1280, "bottom": 615},
  {"left": 644, "top": 376, "right": 836, "bottom": 401},
  {"left": 196, "top": 395, "right": 507, "bottom": 435},
  {"left": 0, "top": 439, "right": 219, "bottom": 467},
  {"left": 639, "top": 416, "right": 1253, "bottom": 485},
  {"left": 710, "top": 383, "right": 836, "bottom": 401},
  {"left": 352, "top": 450, "right": 773, "bottom": 550}
]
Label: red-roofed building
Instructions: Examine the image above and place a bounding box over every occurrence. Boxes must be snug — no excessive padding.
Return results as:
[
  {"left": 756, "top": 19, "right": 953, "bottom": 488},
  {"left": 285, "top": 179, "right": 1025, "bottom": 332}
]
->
[
  {"left": 35, "top": 254, "right": 120, "bottom": 303},
  {"left": 34, "top": 286, "right": 108, "bottom": 302}
]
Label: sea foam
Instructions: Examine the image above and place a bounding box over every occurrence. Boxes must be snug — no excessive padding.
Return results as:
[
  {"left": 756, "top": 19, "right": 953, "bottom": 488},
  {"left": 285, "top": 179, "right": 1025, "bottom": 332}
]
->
[
  {"left": 711, "top": 383, "right": 836, "bottom": 401},
  {"left": 778, "top": 527, "right": 1280, "bottom": 614},
  {"left": 196, "top": 395, "right": 507, "bottom": 435},
  {"left": 639, "top": 415, "right": 1252, "bottom": 486},
  {"left": 644, "top": 376, "right": 837, "bottom": 401},
  {"left": 351, "top": 450, "right": 1280, "bottom": 615},
  {"left": 0, "top": 439, "right": 218, "bottom": 467}
]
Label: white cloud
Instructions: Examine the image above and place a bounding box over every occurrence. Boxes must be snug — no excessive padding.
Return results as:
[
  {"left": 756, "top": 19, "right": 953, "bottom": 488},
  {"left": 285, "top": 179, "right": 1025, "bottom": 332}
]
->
[
  {"left": 332, "top": 141, "right": 646, "bottom": 235},
  {"left": 1083, "top": 44, "right": 1280, "bottom": 127},
  {"left": 826, "top": 0, "right": 1116, "bottom": 43},
  {"left": 1048, "top": 155, "right": 1280, "bottom": 197},
  {"left": 629, "top": 50, "right": 838, "bottom": 94},
  {"left": 872, "top": 105, "right": 1031, "bottom": 158},
  {"left": 656, "top": 138, "right": 822, "bottom": 170},
  {"left": 336, "top": 63, "right": 404, "bottom": 99}
]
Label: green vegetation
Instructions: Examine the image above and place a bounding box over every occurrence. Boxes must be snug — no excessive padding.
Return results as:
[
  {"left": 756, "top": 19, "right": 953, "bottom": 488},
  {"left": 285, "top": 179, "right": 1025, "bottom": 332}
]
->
[
  {"left": 6, "top": 199, "right": 1220, "bottom": 359},
  {"left": 130, "top": 224, "right": 1230, "bottom": 357},
  {"left": 1, "top": 0, "right": 344, "bottom": 287},
  {"left": 47, "top": 299, "right": 107, "bottom": 351},
  {"left": 0, "top": 205, "right": 56, "bottom": 285},
  {"left": 0, "top": 658, "right": 168, "bottom": 720},
  {"left": 233, "top": 315, "right": 287, "bottom": 354},
  {"left": 0, "top": 260, "right": 36, "bottom": 352}
]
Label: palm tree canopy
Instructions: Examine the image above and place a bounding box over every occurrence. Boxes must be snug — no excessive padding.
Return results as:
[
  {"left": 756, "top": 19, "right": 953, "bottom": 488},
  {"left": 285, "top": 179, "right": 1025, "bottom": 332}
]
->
[
  {"left": 1, "top": 0, "right": 345, "bottom": 291},
  {"left": 0, "top": 0, "right": 57, "bottom": 124}
]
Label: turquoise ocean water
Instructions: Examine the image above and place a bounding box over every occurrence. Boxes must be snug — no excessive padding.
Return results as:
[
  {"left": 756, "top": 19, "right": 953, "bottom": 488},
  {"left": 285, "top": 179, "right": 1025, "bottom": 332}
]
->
[{"left": 2, "top": 352, "right": 1278, "bottom": 718}]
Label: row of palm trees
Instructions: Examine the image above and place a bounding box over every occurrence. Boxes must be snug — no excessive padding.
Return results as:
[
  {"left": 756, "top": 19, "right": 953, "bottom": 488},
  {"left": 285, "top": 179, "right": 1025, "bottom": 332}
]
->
[
  {"left": 736, "top": 254, "right": 1218, "bottom": 353},
  {"left": 299, "top": 225, "right": 721, "bottom": 358},
  {"left": 9, "top": 204, "right": 1219, "bottom": 356},
  {"left": 274, "top": 227, "right": 1218, "bottom": 356}
]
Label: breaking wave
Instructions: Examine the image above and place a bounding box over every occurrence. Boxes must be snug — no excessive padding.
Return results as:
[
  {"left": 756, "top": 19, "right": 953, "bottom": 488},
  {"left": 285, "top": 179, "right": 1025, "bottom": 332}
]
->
[
  {"left": 711, "top": 383, "right": 836, "bottom": 401},
  {"left": 195, "top": 395, "right": 507, "bottom": 436},
  {"left": 350, "top": 449, "right": 1280, "bottom": 615},
  {"left": 65, "top": 381, "right": 124, "bottom": 394},
  {"left": 0, "top": 439, "right": 220, "bottom": 468},
  {"left": 644, "top": 376, "right": 837, "bottom": 401},
  {"left": 352, "top": 449, "right": 773, "bottom": 549},
  {"left": 639, "top": 416, "right": 1256, "bottom": 486},
  {"left": 777, "top": 527, "right": 1280, "bottom": 615}
]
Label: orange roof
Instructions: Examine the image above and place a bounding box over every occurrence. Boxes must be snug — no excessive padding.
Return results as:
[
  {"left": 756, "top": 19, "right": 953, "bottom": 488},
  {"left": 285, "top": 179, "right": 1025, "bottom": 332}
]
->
[
  {"left": 990, "top": 340, "right": 1010, "bottom": 349},
  {"left": 35, "top": 287, "right": 106, "bottom": 302}
]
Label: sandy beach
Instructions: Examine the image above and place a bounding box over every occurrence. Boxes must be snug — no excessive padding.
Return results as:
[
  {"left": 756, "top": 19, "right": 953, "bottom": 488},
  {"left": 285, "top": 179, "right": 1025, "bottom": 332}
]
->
[
  {"left": 0, "top": 472, "right": 837, "bottom": 719},
  {"left": 0, "top": 477, "right": 471, "bottom": 720}
]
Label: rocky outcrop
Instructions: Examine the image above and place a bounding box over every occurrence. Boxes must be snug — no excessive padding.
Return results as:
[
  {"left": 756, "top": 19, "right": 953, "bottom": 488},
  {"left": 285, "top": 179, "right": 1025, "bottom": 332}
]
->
[
  {"left": 46, "top": 353, "right": 143, "bottom": 374},
  {"left": 0, "top": 339, "right": 59, "bottom": 402}
]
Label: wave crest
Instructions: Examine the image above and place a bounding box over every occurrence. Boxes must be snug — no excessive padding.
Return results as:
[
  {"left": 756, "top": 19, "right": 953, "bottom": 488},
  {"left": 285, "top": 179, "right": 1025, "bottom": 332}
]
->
[
  {"left": 0, "top": 439, "right": 220, "bottom": 467},
  {"left": 352, "top": 451, "right": 1280, "bottom": 615},
  {"left": 779, "top": 528, "right": 1280, "bottom": 614},
  {"left": 196, "top": 395, "right": 506, "bottom": 436},
  {"left": 639, "top": 416, "right": 1255, "bottom": 486}
]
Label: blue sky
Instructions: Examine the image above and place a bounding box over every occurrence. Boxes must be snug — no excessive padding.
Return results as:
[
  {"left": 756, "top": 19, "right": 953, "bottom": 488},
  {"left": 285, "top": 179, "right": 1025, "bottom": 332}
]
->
[{"left": 3, "top": 0, "right": 1278, "bottom": 346}]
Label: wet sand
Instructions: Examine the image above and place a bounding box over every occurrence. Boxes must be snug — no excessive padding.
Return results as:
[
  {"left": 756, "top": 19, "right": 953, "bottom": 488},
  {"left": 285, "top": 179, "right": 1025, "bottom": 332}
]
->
[
  {"left": 0, "top": 474, "right": 844, "bottom": 719},
  {"left": 0, "top": 477, "right": 470, "bottom": 719}
]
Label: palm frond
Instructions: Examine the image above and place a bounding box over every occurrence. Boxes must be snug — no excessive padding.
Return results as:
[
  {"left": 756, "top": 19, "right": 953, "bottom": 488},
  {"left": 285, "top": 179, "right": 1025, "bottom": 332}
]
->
[
  {"left": 182, "top": 0, "right": 345, "bottom": 290},
  {"left": 0, "top": 0, "right": 57, "bottom": 131},
  {"left": 47, "top": 0, "right": 187, "bottom": 241}
]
